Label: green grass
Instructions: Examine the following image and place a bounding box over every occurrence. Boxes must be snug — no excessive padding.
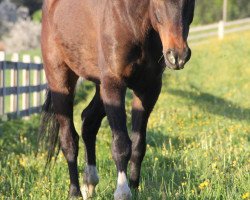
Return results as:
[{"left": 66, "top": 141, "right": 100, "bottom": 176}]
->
[{"left": 1, "top": 31, "right": 250, "bottom": 200}]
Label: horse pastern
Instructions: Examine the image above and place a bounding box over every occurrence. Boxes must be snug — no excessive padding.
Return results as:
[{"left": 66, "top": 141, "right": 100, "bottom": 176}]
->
[
  {"left": 129, "top": 179, "right": 139, "bottom": 189},
  {"left": 114, "top": 184, "right": 132, "bottom": 200},
  {"left": 69, "top": 186, "right": 82, "bottom": 200},
  {"left": 81, "top": 184, "right": 96, "bottom": 200}
]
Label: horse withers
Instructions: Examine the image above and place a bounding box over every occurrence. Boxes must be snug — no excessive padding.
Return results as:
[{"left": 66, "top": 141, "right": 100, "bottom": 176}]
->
[{"left": 40, "top": 0, "right": 195, "bottom": 199}]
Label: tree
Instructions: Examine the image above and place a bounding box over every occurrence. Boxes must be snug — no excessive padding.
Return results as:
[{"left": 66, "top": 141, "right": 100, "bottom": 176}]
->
[{"left": 193, "top": 0, "right": 250, "bottom": 25}]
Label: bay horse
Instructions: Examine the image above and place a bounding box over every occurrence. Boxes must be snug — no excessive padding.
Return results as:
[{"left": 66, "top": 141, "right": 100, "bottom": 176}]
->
[{"left": 40, "top": 0, "right": 195, "bottom": 199}]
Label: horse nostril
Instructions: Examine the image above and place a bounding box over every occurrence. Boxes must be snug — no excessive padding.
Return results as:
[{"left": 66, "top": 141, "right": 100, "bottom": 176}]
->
[
  {"left": 178, "top": 47, "right": 191, "bottom": 68},
  {"left": 178, "top": 59, "right": 185, "bottom": 68},
  {"left": 166, "top": 50, "right": 177, "bottom": 65},
  {"left": 183, "top": 47, "right": 191, "bottom": 62}
]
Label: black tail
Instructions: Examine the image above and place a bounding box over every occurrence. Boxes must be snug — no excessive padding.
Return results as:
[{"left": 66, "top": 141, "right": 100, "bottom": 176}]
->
[{"left": 38, "top": 90, "right": 60, "bottom": 166}]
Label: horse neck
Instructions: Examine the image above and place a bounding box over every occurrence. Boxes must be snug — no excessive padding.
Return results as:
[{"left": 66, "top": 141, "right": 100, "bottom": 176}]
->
[{"left": 113, "top": 0, "right": 152, "bottom": 40}]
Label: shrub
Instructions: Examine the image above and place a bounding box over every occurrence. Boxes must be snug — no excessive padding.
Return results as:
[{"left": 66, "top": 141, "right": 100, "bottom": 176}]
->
[
  {"left": 32, "top": 9, "right": 42, "bottom": 23},
  {"left": 2, "top": 19, "right": 41, "bottom": 53}
]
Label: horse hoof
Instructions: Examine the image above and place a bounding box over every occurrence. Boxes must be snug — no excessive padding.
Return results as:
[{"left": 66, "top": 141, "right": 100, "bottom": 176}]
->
[
  {"left": 82, "top": 165, "right": 99, "bottom": 199},
  {"left": 69, "top": 192, "right": 82, "bottom": 200},
  {"left": 69, "top": 195, "right": 82, "bottom": 200},
  {"left": 81, "top": 184, "right": 96, "bottom": 200},
  {"left": 114, "top": 184, "right": 132, "bottom": 200},
  {"left": 69, "top": 185, "right": 82, "bottom": 199}
]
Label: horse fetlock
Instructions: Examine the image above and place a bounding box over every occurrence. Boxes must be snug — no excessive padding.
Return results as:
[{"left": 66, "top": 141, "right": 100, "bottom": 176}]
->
[
  {"left": 81, "top": 165, "right": 99, "bottom": 199},
  {"left": 114, "top": 172, "right": 132, "bottom": 200},
  {"left": 84, "top": 165, "right": 99, "bottom": 186}
]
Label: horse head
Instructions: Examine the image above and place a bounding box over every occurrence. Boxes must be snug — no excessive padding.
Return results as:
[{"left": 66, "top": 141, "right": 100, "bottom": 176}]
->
[{"left": 150, "top": 0, "right": 195, "bottom": 70}]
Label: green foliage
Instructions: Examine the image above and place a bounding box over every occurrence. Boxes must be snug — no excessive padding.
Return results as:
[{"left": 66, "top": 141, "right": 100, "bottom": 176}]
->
[
  {"left": 74, "top": 81, "right": 95, "bottom": 105},
  {"left": 32, "top": 10, "right": 42, "bottom": 23},
  {"left": 0, "top": 31, "right": 250, "bottom": 199},
  {"left": 193, "top": 0, "right": 250, "bottom": 25}
]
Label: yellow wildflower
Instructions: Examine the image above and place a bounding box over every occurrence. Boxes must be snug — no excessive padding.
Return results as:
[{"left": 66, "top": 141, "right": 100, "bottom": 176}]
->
[
  {"left": 181, "top": 182, "right": 187, "bottom": 186},
  {"left": 199, "top": 180, "right": 209, "bottom": 190},
  {"left": 212, "top": 162, "right": 217, "bottom": 170},
  {"left": 242, "top": 192, "right": 249, "bottom": 199},
  {"left": 19, "top": 158, "right": 26, "bottom": 167},
  {"left": 138, "top": 185, "right": 142, "bottom": 192}
]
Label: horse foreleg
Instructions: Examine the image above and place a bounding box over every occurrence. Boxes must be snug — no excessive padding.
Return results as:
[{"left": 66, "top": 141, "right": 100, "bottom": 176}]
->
[
  {"left": 101, "top": 76, "right": 132, "bottom": 200},
  {"left": 130, "top": 81, "right": 162, "bottom": 189},
  {"left": 81, "top": 85, "right": 105, "bottom": 199}
]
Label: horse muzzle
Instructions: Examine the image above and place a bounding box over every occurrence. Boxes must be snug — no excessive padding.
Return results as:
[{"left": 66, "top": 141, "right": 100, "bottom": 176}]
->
[{"left": 164, "top": 47, "right": 191, "bottom": 70}]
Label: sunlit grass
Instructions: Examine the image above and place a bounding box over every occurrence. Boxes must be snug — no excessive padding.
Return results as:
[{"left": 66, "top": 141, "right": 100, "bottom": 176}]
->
[{"left": 0, "top": 31, "right": 250, "bottom": 199}]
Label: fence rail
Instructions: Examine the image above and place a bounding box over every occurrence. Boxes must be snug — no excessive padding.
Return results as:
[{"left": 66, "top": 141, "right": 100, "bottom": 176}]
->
[
  {"left": 189, "top": 17, "right": 250, "bottom": 42},
  {"left": 0, "top": 52, "right": 47, "bottom": 118}
]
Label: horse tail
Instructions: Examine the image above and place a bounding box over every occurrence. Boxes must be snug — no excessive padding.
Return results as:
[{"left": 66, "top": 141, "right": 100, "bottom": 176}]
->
[{"left": 39, "top": 89, "right": 60, "bottom": 166}]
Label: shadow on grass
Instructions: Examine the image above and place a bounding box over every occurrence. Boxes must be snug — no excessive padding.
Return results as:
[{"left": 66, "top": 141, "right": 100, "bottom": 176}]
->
[
  {"left": 168, "top": 87, "right": 250, "bottom": 122},
  {"left": 139, "top": 130, "right": 197, "bottom": 199}
]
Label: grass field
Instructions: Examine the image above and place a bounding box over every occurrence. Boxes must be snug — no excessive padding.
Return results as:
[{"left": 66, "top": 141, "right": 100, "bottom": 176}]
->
[{"left": 0, "top": 31, "right": 250, "bottom": 200}]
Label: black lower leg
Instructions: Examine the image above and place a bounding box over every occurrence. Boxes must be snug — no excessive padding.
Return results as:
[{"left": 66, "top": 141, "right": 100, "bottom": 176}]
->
[
  {"left": 129, "top": 109, "right": 147, "bottom": 188},
  {"left": 129, "top": 83, "right": 161, "bottom": 188},
  {"left": 101, "top": 77, "right": 131, "bottom": 174},
  {"left": 53, "top": 92, "right": 81, "bottom": 197},
  {"left": 60, "top": 120, "right": 81, "bottom": 197},
  {"left": 82, "top": 86, "right": 105, "bottom": 165}
]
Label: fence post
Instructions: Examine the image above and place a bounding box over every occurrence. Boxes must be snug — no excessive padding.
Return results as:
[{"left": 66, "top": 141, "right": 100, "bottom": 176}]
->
[
  {"left": 22, "top": 55, "right": 30, "bottom": 116},
  {"left": 42, "top": 63, "right": 46, "bottom": 103},
  {"left": 218, "top": 20, "right": 224, "bottom": 39},
  {"left": 33, "top": 56, "right": 41, "bottom": 108},
  {"left": 10, "top": 53, "right": 19, "bottom": 114},
  {"left": 0, "top": 51, "right": 5, "bottom": 115}
]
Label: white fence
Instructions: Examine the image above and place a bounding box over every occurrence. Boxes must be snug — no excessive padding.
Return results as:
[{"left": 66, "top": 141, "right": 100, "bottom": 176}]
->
[
  {"left": 0, "top": 52, "right": 47, "bottom": 118},
  {"left": 189, "top": 18, "right": 250, "bottom": 42}
]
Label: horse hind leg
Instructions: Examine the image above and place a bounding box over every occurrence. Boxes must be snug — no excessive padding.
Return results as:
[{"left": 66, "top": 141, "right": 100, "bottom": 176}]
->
[
  {"left": 48, "top": 66, "right": 81, "bottom": 197},
  {"left": 81, "top": 85, "right": 105, "bottom": 199}
]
